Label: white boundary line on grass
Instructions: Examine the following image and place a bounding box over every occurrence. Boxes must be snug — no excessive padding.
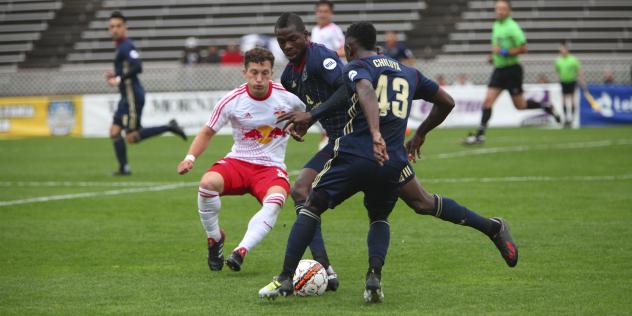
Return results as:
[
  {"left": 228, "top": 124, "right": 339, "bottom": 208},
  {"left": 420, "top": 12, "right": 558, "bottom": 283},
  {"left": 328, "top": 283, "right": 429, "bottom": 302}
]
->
[
  {"left": 0, "top": 182, "right": 193, "bottom": 207},
  {"left": 433, "top": 139, "right": 632, "bottom": 159},
  {"left": 1, "top": 174, "right": 631, "bottom": 208},
  {"left": 0, "top": 181, "right": 197, "bottom": 188}
]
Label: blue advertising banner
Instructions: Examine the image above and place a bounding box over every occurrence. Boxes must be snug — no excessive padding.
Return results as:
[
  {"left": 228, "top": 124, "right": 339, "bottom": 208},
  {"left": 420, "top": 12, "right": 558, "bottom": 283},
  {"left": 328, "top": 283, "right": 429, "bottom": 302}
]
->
[{"left": 580, "top": 85, "right": 632, "bottom": 126}]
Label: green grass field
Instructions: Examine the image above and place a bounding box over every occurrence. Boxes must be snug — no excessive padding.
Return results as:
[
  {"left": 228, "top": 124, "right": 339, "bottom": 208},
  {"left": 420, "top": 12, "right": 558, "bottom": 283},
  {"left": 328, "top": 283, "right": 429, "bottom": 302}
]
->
[{"left": 1, "top": 127, "right": 631, "bottom": 315}]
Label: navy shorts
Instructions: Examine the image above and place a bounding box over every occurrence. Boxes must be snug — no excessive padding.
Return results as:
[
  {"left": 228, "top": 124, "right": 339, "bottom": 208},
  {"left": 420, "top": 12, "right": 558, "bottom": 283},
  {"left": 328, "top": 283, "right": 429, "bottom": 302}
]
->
[
  {"left": 113, "top": 92, "right": 145, "bottom": 132},
  {"left": 303, "top": 142, "right": 334, "bottom": 171},
  {"left": 311, "top": 152, "right": 406, "bottom": 219}
]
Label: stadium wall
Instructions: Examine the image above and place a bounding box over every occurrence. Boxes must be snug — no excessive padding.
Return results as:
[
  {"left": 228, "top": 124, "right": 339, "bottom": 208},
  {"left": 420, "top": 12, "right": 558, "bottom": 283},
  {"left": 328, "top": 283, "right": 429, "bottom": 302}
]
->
[{"left": 3, "top": 85, "right": 631, "bottom": 138}]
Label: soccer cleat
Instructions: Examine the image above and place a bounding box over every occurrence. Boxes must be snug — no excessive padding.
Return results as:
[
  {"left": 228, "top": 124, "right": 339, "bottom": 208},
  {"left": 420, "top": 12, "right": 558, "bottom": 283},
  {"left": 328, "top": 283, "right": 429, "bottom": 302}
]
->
[
  {"left": 326, "top": 272, "right": 339, "bottom": 291},
  {"left": 490, "top": 217, "right": 518, "bottom": 267},
  {"left": 226, "top": 247, "right": 247, "bottom": 272},
  {"left": 462, "top": 133, "right": 485, "bottom": 145},
  {"left": 112, "top": 165, "right": 131, "bottom": 176},
  {"left": 258, "top": 276, "right": 293, "bottom": 300},
  {"left": 112, "top": 170, "right": 131, "bottom": 176},
  {"left": 363, "top": 270, "right": 384, "bottom": 303},
  {"left": 168, "top": 119, "right": 187, "bottom": 141},
  {"left": 207, "top": 228, "right": 225, "bottom": 271}
]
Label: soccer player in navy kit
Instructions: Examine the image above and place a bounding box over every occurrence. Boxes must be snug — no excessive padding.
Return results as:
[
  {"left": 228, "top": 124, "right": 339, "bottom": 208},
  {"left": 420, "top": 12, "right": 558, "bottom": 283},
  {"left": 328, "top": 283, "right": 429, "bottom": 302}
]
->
[
  {"left": 106, "top": 11, "right": 186, "bottom": 175},
  {"left": 272, "top": 13, "right": 518, "bottom": 295},
  {"left": 273, "top": 12, "right": 349, "bottom": 291},
  {"left": 261, "top": 21, "right": 519, "bottom": 302}
]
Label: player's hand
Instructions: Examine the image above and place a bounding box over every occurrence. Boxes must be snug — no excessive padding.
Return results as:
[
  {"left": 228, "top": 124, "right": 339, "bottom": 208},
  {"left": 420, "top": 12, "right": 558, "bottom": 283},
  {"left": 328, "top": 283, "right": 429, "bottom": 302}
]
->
[
  {"left": 487, "top": 54, "right": 493, "bottom": 64},
  {"left": 105, "top": 70, "right": 115, "bottom": 79},
  {"left": 277, "top": 111, "right": 313, "bottom": 125},
  {"left": 177, "top": 160, "right": 194, "bottom": 175},
  {"left": 285, "top": 123, "right": 306, "bottom": 142},
  {"left": 107, "top": 77, "right": 119, "bottom": 87},
  {"left": 372, "top": 132, "right": 388, "bottom": 166},
  {"left": 405, "top": 132, "right": 426, "bottom": 163},
  {"left": 492, "top": 46, "right": 501, "bottom": 54}
]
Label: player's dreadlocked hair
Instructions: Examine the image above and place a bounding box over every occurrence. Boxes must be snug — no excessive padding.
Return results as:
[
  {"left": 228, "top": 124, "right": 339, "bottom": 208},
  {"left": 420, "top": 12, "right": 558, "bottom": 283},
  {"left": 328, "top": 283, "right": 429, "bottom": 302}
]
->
[
  {"left": 244, "top": 47, "right": 275, "bottom": 68},
  {"left": 346, "top": 22, "right": 377, "bottom": 50},
  {"left": 275, "top": 12, "right": 306, "bottom": 33}
]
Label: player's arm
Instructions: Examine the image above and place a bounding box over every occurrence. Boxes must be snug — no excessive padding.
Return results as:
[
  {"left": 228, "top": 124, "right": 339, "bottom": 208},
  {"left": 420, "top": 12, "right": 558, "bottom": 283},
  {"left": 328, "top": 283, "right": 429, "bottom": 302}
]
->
[
  {"left": 355, "top": 79, "right": 388, "bottom": 165},
  {"left": 493, "top": 43, "right": 527, "bottom": 57},
  {"left": 177, "top": 126, "right": 215, "bottom": 175},
  {"left": 121, "top": 46, "right": 143, "bottom": 80},
  {"left": 406, "top": 73, "right": 453, "bottom": 162}
]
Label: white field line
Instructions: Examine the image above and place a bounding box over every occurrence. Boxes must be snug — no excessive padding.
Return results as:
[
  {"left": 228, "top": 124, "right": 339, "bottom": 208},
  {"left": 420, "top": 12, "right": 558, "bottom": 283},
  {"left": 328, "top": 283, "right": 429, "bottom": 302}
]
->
[
  {"left": 421, "top": 174, "right": 632, "bottom": 184},
  {"left": 2, "top": 174, "right": 631, "bottom": 208},
  {"left": 433, "top": 139, "right": 632, "bottom": 159},
  {"left": 0, "top": 182, "right": 193, "bottom": 207},
  {"left": 0, "top": 181, "right": 198, "bottom": 188}
]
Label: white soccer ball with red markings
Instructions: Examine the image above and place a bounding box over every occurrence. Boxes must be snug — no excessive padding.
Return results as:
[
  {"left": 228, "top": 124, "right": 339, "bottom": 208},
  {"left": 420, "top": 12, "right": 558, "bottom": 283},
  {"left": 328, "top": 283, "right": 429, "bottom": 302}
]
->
[{"left": 292, "top": 259, "right": 328, "bottom": 296}]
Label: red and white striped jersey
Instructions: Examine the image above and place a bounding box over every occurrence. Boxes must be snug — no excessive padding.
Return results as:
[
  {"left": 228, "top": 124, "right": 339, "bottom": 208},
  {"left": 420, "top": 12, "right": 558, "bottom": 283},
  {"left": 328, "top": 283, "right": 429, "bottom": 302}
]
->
[{"left": 206, "top": 82, "right": 306, "bottom": 169}]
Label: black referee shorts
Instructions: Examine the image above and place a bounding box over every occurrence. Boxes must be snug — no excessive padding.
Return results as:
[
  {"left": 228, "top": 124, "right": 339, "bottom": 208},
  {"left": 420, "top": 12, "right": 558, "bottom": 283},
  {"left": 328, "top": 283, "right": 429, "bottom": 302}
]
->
[
  {"left": 488, "top": 64, "right": 524, "bottom": 96},
  {"left": 561, "top": 81, "right": 577, "bottom": 95}
]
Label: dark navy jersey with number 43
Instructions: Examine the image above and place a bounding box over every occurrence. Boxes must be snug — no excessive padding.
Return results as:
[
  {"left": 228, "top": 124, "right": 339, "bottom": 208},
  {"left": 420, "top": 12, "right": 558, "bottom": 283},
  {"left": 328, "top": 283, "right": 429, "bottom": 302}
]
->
[
  {"left": 341, "top": 55, "right": 439, "bottom": 162},
  {"left": 280, "top": 42, "right": 348, "bottom": 141}
]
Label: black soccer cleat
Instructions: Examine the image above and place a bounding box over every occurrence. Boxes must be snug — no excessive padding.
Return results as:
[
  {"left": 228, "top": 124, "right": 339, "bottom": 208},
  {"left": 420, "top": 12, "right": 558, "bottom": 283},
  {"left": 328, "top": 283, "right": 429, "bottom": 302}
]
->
[
  {"left": 326, "top": 273, "right": 339, "bottom": 291},
  {"left": 363, "top": 270, "right": 384, "bottom": 303},
  {"left": 226, "top": 247, "right": 247, "bottom": 272},
  {"left": 168, "top": 119, "right": 187, "bottom": 141},
  {"left": 207, "top": 229, "right": 225, "bottom": 271},
  {"left": 490, "top": 217, "right": 518, "bottom": 267}
]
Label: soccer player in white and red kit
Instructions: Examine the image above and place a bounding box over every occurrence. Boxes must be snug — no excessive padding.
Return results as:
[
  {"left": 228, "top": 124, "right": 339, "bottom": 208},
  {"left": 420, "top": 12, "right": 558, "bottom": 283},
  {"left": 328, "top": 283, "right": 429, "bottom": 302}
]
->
[{"left": 177, "top": 48, "right": 305, "bottom": 272}]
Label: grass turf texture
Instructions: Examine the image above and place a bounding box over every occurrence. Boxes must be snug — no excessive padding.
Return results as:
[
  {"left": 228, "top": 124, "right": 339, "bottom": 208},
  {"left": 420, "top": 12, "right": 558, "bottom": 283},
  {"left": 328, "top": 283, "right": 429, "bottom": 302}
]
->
[{"left": 1, "top": 127, "right": 631, "bottom": 315}]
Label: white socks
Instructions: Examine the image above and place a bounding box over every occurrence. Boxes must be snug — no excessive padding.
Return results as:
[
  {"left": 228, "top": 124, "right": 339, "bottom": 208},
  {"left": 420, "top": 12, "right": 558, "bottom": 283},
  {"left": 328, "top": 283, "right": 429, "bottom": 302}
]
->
[
  {"left": 236, "top": 193, "right": 285, "bottom": 251},
  {"left": 198, "top": 187, "right": 222, "bottom": 242}
]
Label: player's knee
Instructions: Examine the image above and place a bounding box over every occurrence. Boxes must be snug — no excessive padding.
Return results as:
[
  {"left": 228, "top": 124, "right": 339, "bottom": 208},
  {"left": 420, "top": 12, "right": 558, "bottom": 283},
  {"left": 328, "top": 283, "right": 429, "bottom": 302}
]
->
[
  {"left": 290, "top": 184, "right": 309, "bottom": 203},
  {"left": 304, "top": 189, "right": 329, "bottom": 216},
  {"left": 125, "top": 133, "right": 139, "bottom": 144},
  {"left": 199, "top": 175, "right": 223, "bottom": 193}
]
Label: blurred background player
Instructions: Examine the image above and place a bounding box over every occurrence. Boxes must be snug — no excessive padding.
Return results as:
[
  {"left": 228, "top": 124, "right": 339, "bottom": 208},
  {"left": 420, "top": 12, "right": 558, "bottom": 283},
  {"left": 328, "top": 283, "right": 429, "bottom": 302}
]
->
[
  {"left": 311, "top": 0, "right": 345, "bottom": 57},
  {"left": 273, "top": 12, "right": 348, "bottom": 291},
  {"left": 555, "top": 42, "right": 583, "bottom": 128},
  {"left": 382, "top": 30, "right": 416, "bottom": 66},
  {"left": 464, "top": 0, "right": 561, "bottom": 145},
  {"left": 176, "top": 48, "right": 305, "bottom": 272},
  {"left": 106, "top": 11, "right": 186, "bottom": 176}
]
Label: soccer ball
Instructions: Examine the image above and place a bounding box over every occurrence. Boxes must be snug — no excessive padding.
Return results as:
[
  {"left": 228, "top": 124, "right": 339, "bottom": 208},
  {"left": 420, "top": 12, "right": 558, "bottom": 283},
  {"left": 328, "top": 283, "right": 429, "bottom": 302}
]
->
[{"left": 292, "top": 259, "right": 328, "bottom": 296}]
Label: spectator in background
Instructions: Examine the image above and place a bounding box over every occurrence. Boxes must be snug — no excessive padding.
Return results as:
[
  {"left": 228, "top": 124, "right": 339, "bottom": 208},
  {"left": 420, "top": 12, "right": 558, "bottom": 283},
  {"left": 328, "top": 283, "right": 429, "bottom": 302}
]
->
[
  {"left": 382, "top": 31, "right": 415, "bottom": 66},
  {"left": 435, "top": 74, "right": 447, "bottom": 86},
  {"left": 182, "top": 37, "right": 201, "bottom": 65},
  {"left": 536, "top": 73, "right": 549, "bottom": 84},
  {"left": 220, "top": 42, "right": 244, "bottom": 65},
  {"left": 603, "top": 69, "right": 615, "bottom": 84},
  {"left": 202, "top": 45, "right": 220, "bottom": 64},
  {"left": 240, "top": 34, "right": 287, "bottom": 65},
  {"left": 311, "top": 0, "right": 345, "bottom": 57},
  {"left": 453, "top": 73, "right": 473, "bottom": 86}
]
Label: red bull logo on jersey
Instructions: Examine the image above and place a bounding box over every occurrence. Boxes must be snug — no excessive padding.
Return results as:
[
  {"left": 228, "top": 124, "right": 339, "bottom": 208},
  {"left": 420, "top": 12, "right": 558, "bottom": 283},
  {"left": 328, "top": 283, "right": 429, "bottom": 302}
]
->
[{"left": 242, "top": 125, "right": 286, "bottom": 144}]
